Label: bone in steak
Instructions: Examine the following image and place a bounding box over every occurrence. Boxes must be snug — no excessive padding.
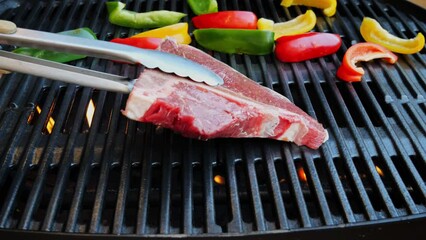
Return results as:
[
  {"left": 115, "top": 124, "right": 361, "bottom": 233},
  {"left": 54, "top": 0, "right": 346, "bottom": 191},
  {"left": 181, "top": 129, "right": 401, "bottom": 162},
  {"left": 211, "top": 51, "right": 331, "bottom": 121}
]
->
[{"left": 122, "top": 40, "right": 328, "bottom": 149}]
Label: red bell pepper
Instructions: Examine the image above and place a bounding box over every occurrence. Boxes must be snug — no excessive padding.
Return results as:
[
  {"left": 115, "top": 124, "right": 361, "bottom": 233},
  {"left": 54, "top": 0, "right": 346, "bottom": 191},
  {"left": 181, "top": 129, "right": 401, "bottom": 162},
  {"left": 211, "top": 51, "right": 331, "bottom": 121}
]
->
[
  {"left": 192, "top": 11, "right": 258, "bottom": 29},
  {"left": 275, "top": 32, "right": 342, "bottom": 62},
  {"left": 336, "top": 42, "right": 398, "bottom": 82},
  {"left": 110, "top": 37, "right": 162, "bottom": 50}
]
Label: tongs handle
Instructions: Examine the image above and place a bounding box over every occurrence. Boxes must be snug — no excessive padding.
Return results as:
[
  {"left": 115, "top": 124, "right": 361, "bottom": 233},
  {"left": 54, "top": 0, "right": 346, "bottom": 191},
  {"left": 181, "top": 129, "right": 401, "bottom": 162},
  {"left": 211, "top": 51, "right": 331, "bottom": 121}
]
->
[
  {"left": 0, "top": 50, "right": 133, "bottom": 93},
  {"left": 0, "top": 20, "right": 223, "bottom": 86}
]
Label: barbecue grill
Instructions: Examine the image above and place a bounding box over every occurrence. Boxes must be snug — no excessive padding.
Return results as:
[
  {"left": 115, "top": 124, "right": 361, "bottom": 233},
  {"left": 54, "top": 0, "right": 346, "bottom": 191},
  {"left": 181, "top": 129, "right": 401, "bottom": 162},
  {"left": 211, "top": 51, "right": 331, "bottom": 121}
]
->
[{"left": 0, "top": 0, "right": 425, "bottom": 239}]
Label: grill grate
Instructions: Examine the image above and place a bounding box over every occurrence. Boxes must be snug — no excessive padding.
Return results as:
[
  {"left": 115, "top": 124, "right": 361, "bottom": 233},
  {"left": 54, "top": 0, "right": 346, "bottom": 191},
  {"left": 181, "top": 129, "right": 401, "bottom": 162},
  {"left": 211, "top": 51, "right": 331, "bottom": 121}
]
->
[{"left": 0, "top": 0, "right": 426, "bottom": 238}]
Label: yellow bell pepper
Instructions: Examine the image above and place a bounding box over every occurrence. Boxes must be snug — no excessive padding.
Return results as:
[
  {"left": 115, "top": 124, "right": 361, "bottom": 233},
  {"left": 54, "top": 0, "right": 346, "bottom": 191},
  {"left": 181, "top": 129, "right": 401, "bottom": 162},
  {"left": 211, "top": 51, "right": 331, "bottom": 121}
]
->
[
  {"left": 130, "top": 22, "right": 192, "bottom": 45},
  {"left": 257, "top": 18, "right": 274, "bottom": 31},
  {"left": 281, "top": 0, "right": 337, "bottom": 17},
  {"left": 273, "top": 10, "right": 316, "bottom": 40},
  {"left": 360, "top": 17, "right": 425, "bottom": 54}
]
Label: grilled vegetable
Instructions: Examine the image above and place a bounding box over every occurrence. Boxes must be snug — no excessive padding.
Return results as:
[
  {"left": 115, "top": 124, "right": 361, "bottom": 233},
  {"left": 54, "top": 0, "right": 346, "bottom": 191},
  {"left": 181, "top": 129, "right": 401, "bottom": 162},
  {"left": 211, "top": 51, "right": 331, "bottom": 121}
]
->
[
  {"left": 257, "top": 18, "right": 274, "bottom": 30},
  {"left": 187, "top": 0, "right": 218, "bottom": 15},
  {"left": 111, "top": 37, "right": 162, "bottom": 50},
  {"left": 281, "top": 0, "right": 337, "bottom": 17},
  {"left": 106, "top": 1, "right": 186, "bottom": 29},
  {"left": 336, "top": 42, "right": 398, "bottom": 82},
  {"left": 360, "top": 17, "right": 425, "bottom": 54},
  {"left": 193, "top": 29, "right": 274, "bottom": 55},
  {"left": 272, "top": 10, "right": 316, "bottom": 40},
  {"left": 13, "top": 28, "right": 97, "bottom": 63},
  {"left": 275, "top": 32, "right": 341, "bottom": 62},
  {"left": 192, "top": 11, "right": 258, "bottom": 29},
  {"left": 130, "top": 23, "right": 191, "bottom": 45}
]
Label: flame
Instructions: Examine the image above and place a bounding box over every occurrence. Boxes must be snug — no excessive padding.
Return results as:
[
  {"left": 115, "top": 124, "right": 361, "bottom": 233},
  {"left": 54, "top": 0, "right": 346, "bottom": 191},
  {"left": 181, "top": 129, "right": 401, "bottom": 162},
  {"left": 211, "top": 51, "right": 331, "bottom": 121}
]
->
[
  {"left": 375, "top": 166, "right": 384, "bottom": 176},
  {"left": 86, "top": 99, "right": 95, "bottom": 128},
  {"left": 297, "top": 167, "right": 308, "bottom": 182},
  {"left": 36, "top": 106, "right": 55, "bottom": 134},
  {"left": 214, "top": 175, "right": 225, "bottom": 185}
]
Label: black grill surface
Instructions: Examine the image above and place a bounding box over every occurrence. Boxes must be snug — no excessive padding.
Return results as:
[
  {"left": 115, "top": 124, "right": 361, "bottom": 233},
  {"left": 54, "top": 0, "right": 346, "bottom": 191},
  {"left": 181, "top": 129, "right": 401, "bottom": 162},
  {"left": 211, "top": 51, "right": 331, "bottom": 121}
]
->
[{"left": 0, "top": 0, "right": 425, "bottom": 239}]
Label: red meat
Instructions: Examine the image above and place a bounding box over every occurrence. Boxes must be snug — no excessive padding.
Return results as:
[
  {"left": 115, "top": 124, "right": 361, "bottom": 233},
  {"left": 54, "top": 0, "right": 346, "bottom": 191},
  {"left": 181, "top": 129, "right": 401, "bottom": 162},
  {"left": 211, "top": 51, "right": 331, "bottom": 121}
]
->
[{"left": 122, "top": 40, "right": 328, "bottom": 149}]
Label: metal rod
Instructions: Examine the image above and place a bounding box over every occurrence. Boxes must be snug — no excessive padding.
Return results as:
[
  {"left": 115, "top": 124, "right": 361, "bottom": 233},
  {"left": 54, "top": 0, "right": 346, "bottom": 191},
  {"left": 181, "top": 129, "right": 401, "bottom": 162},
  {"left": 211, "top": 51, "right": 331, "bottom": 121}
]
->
[{"left": 0, "top": 50, "right": 133, "bottom": 93}]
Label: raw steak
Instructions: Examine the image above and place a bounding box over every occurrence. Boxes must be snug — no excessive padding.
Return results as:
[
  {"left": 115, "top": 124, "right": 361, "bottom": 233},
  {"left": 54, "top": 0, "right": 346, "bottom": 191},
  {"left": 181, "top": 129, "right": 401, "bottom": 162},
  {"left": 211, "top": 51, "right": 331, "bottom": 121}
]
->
[{"left": 122, "top": 40, "right": 328, "bottom": 149}]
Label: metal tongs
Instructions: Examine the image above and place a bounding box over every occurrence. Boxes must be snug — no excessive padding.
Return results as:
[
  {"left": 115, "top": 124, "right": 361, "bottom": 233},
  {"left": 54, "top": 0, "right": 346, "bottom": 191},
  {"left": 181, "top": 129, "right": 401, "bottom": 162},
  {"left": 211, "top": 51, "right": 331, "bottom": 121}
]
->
[{"left": 0, "top": 20, "right": 223, "bottom": 93}]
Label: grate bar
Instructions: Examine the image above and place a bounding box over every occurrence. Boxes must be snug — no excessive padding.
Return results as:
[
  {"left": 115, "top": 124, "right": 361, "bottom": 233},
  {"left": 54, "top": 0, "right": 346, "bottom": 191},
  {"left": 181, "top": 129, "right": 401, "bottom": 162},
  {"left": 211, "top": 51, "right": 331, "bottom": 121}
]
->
[
  {"left": 243, "top": 143, "right": 266, "bottom": 231},
  {"left": 224, "top": 142, "right": 244, "bottom": 233},
  {"left": 320, "top": 145, "right": 357, "bottom": 223},
  {"left": 112, "top": 121, "right": 135, "bottom": 234},
  {"left": 89, "top": 93, "right": 123, "bottom": 233},
  {"left": 158, "top": 133, "right": 173, "bottom": 234},
  {"left": 201, "top": 142, "right": 222, "bottom": 234},
  {"left": 263, "top": 144, "right": 290, "bottom": 229},
  {"left": 0, "top": 108, "right": 33, "bottom": 187},
  {"left": 302, "top": 152, "right": 334, "bottom": 225},
  {"left": 182, "top": 141, "right": 194, "bottom": 234},
  {"left": 135, "top": 129, "right": 155, "bottom": 235},
  {"left": 284, "top": 147, "right": 312, "bottom": 227}
]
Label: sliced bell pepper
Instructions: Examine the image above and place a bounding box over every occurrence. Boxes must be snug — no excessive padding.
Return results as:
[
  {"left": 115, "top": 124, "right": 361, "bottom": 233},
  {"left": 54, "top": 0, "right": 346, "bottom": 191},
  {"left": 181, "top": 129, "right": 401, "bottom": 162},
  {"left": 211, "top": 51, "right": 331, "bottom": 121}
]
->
[
  {"left": 111, "top": 37, "right": 162, "bottom": 50},
  {"left": 257, "top": 18, "right": 274, "bottom": 31},
  {"left": 193, "top": 29, "right": 274, "bottom": 55},
  {"left": 130, "top": 23, "right": 191, "bottom": 45},
  {"left": 360, "top": 17, "right": 425, "bottom": 54},
  {"left": 281, "top": 0, "right": 337, "bottom": 17},
  {"left": 275, "top": 32, "right": 342, "bottom": 62},
  {"left": 192, "top": 11, "right": 258, "bottom": 29},
  {"left": 336, "top": 42, "right": 398, "bottom": 82},
  {"left": 187, "top": 0, "right": 218, "bottom": 15},
  {"left": 273, "top": 10, "right": 316, "bottom": 40},
  {"left": 106, "top": 1, "right": 186, "bottom": 29},
  {"left": 13, "top": 28, "right": 97, "bottom": 63}
]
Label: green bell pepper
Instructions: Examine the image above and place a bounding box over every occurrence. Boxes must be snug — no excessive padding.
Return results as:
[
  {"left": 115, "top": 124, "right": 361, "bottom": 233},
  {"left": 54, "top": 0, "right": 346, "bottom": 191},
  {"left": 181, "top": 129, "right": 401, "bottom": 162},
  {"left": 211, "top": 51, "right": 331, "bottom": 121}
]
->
[
  {"left": 187, "top": 0, "right": 218, "bottom": 15},
  {"left": 106, "top": 1, "right": 186, "bottom": 29},
  {"left": 193, "top": 29, "right": 275, "bottom": 55},
  {"left": 13, "top": 28, "right": 97, "bottom": 63}
]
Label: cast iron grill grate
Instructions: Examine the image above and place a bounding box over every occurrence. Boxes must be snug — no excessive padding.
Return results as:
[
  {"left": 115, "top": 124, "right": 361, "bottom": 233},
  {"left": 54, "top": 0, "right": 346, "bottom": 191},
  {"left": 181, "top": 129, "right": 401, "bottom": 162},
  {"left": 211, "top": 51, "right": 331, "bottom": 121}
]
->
[{"left": 0, "top": 0, "right": 425, "bottom": 238}]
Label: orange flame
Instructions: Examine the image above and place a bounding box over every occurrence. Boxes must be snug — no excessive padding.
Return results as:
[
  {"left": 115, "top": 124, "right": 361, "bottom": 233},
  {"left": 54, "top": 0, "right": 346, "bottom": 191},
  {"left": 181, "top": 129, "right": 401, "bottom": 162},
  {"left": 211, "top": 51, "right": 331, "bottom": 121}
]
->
[
  {"left": 375, "top": 166, "right": 384, "bottom": 176},
  {"left": 86, "top": 99, "right": 95, "bottom": 128},
  {"left": 36, "top": 106, "right": 55, "bottom": 134},
  {"left": 214, "top": 175, "right": 225, "bottom": 185},
  {"left": 297, "top": 167, "right": 308, "bottom": 182}
]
